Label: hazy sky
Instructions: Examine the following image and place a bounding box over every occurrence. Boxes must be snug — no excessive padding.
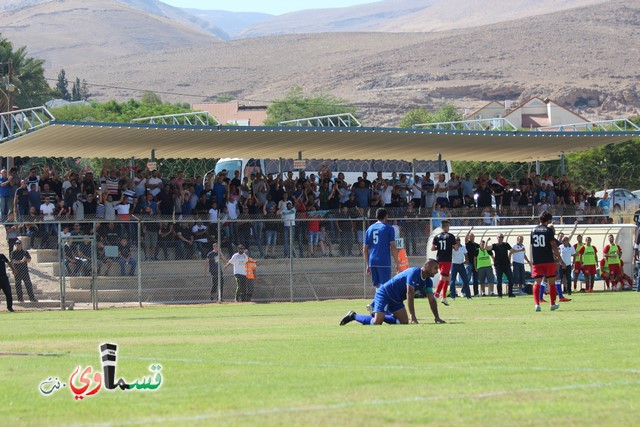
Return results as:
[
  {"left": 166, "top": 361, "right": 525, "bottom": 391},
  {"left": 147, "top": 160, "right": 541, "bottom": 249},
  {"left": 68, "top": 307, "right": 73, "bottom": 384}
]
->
[{"left": 162, "top": 0, "right": 376, "bottom": 15}]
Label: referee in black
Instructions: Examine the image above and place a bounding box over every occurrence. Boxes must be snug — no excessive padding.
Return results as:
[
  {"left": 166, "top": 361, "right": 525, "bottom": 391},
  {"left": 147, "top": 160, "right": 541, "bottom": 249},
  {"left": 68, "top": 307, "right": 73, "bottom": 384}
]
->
[{"left": 0, "top": 249, "right": 17, "bottom": 312}]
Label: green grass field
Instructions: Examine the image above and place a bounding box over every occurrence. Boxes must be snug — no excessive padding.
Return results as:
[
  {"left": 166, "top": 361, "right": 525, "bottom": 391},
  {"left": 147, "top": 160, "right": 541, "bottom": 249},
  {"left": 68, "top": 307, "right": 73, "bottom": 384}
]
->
[{"left": 1, "top": 292, "right": 639, "bottom": 426}]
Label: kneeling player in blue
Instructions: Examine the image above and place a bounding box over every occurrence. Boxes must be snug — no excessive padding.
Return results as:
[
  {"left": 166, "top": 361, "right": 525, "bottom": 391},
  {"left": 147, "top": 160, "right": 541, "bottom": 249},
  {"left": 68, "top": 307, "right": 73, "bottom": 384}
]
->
[{"left": 340, "top": 259, "right": 446, "bottom": 325}]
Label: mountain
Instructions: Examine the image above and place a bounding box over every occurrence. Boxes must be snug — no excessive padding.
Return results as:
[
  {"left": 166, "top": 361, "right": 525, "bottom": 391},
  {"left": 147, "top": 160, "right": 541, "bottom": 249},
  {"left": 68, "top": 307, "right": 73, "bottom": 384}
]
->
[
  {"left": 66, "top": 0, "right": 640, "bottom": 126},
  {"left": 0, "top": 0, "right": 220, "bottom": 70},
  {"left": 116, "top": 0, "right": 229, "bottom": 40},
  {"left": 237, "top": 0, "right": 611, "bottom": 37},
  {"left": 182, "top": 8, "right": 271, "bottom": 39}
]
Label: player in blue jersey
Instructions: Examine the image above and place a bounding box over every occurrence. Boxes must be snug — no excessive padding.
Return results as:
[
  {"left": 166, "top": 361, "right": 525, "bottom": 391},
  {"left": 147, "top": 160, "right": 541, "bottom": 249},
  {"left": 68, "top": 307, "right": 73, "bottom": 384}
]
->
[
  {"left": 340, "top": 259, "right": 446, "bottom": 325},
  {"left": 364, "top": 208, "right": 400, "bottom": 312}
]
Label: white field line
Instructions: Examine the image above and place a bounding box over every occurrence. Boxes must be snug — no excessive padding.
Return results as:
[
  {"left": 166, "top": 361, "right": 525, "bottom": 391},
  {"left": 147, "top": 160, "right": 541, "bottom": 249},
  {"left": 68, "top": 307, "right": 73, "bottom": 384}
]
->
[
  {"left": 68, "top": 379, "right": 640, "bottom": 427},
  {"left": 26, "top": 352, "right": 640, "bottom": 376}
]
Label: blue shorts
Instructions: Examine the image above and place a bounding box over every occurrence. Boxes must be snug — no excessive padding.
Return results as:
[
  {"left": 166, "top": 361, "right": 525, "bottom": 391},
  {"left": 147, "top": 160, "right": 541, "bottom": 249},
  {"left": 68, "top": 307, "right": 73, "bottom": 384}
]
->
[
  {"left": 308, "top": 231, "right": 320, "bottom": 244},
  {"left": 372, "top": 289, "right": 404, "bottom": 314},
  {"left": 370, "top": 266, "right": 392, "bottom": 287}
]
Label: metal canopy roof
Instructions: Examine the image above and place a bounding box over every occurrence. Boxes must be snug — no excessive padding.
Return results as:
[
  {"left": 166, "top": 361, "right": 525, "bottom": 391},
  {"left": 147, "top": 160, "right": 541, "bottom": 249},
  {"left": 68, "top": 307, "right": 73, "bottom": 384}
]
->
[{"left": 0, "top": 121, "right": 637, "bottom": 162}]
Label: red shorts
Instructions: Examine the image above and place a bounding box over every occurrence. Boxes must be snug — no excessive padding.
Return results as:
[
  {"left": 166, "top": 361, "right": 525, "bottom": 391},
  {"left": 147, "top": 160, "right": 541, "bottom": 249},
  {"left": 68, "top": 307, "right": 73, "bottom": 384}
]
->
[
  {"left": 438, "top": 262, "right": 452, "bottom": 277},
  {"left": 573, "top": 262, "right": 582, "bottom": 273},
  {"left": 582, "top": 265, "right": 596, "bottom": 276},
  {"left": 532, "top": 262, "right": 557, "bottom": 279},
  {"left": 608, "top": 264, "right": 622, "bottom": 276}
]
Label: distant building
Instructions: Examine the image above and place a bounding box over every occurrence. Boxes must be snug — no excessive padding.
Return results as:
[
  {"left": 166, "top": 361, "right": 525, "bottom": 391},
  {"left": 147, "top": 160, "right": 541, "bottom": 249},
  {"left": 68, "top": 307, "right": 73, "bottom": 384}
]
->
[
  {"left": 191, "top": 101, "right": 268, "bottom": 126},
  {"left": 466, "top": 97, "right": 588, "bottom": 129}
]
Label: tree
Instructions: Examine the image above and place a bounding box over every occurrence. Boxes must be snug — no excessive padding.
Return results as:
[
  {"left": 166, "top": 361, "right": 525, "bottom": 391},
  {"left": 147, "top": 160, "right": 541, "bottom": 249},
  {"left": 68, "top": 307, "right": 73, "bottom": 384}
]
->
[
  {"left": 56, "top": 69, "right": 70, "bottom": 100},
  {"left": 50, "top": 98, "right": 192, "bottom": 123},
  {"left": 80, "top": 79, "right": 90, "bottom": 100},
  {"left": 0, "top": 33, "right": 50, "bottom": 110},
  {"left": 398, "top": 103, "right": 463, "bottom": 128},
  {"left": 264, "top": 86, "right": 358, "bottom": 126},
  {"left": 565, "top": 138, "right": 640, "bottom": 191},
  {"left": 71, "top": 77, "right": 81, "bottom": 101},
  {"left": 141, "top": 91, "right": 162, "bottom": 105}
]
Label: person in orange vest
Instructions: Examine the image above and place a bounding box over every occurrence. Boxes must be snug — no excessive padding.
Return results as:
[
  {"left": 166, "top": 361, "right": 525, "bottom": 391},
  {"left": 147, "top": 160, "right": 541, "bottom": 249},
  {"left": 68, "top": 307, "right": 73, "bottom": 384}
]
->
[
  {"left": 396, "top": 239, "right": 410, "bottom": 273},
  {"left": 244, "top": 250, "right": 257, "bottom": 302}
]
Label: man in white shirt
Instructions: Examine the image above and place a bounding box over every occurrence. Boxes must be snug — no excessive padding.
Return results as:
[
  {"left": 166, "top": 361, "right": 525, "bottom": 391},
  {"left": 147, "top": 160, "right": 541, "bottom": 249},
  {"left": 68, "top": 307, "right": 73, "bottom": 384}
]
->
[
  {"left": 279, "top": 200, "right": 297, "bottom": 257},
  {"left": 450, "top": 237, "right": 471, "bottom": 299},
  {"left": 147, "top": 171, "right": 163, "bottom": 197},
  {"left": 225, "top": 244, "right": 249, "bottom": 303},
  {"left": 510, "top": 235, "right": 531, "bottom": 295}
]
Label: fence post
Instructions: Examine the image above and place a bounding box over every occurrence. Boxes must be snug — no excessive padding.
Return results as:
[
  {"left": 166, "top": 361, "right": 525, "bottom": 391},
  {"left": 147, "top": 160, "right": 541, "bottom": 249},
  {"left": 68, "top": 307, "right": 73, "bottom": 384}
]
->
[
  {"left": 217, "top": 219, "right": 222, "bottom": 303},
  {"left": 91, "top": 225, "right": 98, "bottom": 310},
  {"left": 362, "top": 215, "right": 367, "bottom": 299},
  {"left": 58, "top": 229, "right": 65, "bottom": 310},
  {"left": 137, "top": 220, "right": 142, "bottom": 307},
  {"left": 289, "top": 222, "right": 294, "bottom": 302}
]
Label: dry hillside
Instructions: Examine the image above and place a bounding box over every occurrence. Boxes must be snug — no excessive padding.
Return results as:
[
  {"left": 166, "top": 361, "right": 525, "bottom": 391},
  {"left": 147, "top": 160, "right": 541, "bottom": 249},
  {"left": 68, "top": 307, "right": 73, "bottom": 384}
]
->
[
  {"left": 238, "top": 0, "right": 610, "bottom": 37},
  {"left": 67, "top": 0, "right": 640, "bottom": 126},
  {"left": 0, "top": 0, "right": 219, "bottom": 71}
]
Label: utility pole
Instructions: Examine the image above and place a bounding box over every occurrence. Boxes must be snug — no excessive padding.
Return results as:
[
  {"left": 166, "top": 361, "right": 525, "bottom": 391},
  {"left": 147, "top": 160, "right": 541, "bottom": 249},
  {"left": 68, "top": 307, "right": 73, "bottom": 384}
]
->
[{"left": 7, "top": 58, "right": 13, "bottom": 112}]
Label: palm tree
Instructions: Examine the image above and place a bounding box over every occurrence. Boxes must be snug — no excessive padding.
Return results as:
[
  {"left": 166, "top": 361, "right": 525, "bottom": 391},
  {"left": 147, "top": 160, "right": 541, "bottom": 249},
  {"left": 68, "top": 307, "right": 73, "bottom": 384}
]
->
[{"left": 1, "top": 33, "right": 50, "bottom": 112}]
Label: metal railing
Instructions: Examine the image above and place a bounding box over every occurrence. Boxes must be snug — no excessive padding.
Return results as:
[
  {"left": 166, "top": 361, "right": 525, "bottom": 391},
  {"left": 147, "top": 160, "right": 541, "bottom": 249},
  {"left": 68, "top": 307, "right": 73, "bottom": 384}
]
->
[
  {"left": 0, "top": 106, "right": 56, "bottom": 142},
  {"left": 535, "top": 119, "right": 640, "bottom": 133},
  {"left": 130, "top": 111, "right": 221, "bottom": 126},
  {"left": 412, "top": 118, "right": 518, "bottom": 132},
  {"left": 279, "top": 113, "right": 362, "bottom": 128}
]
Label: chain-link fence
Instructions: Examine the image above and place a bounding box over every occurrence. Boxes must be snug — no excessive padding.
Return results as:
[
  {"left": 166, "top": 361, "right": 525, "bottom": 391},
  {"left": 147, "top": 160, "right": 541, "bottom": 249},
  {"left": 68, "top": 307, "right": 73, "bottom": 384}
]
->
[{"left": 4, "top": 204, "right": 631, "bottom": 310}]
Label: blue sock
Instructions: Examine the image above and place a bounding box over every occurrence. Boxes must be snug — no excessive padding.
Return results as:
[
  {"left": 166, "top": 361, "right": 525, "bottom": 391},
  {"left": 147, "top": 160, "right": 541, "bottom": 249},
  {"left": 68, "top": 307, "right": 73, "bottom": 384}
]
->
[
  {"left": 354, "top": 314, "right": 374, "bottom": 325},
  {"left": 539, "top": 282, "right": 547, "bottom": 300},
  {"left": 383, "top": 315, "right": 400, "bottom": 324},
  {"left": 555, "top": 281, "right": 564, "bottom": 299}
]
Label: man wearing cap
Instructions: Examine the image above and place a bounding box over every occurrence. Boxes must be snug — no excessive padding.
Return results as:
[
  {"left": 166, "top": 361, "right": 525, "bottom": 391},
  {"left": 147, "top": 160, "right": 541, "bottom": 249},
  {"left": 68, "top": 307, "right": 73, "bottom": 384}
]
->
[
  {"left": 225, "top": 244, "right": 249, "bottom": 302},
  {"left": 10, "top": 239, "right": 37, "bottom": 302}
]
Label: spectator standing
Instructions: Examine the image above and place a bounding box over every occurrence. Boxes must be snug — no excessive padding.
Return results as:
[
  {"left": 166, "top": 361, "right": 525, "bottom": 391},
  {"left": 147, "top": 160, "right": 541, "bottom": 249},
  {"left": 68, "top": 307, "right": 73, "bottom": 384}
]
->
[
  {"left": 10, "top": 239, "right": 37, "bottom": 302},
  {"left": 14, "top": 180, "right": 30, "bottom": 220},
  {"left": 262, "top": 204, "right": 280, "bottom": 258},
  {"left": 434, "top": 174, "right": 449, "bottom": 207},
  {"left": 475, "top": 180, "right": 493, "bottom": 208},
  {"left": 0, "top": 169, "right": 11, "bottom": 220},
  {"left": 422, "top": 173, "right": 435, "bottom": 209},
  {"left": 450, "top": 237, "right": 471, "bottom": 299},
  {"left": 206, "top": 242, "right": 227, "bottom": 302},
  {"left": 475, "top": 239, "right": 495, "bottom": 297},
  {"left": 461, "top": 173, "right": 475, "bottom": 205},
  {"left": 244, "top": 250, "right": 257, "bottom": 302},
  {"left": 465, "top": 227, "right": 480, "bottom": 296},
  {"left": 510, "top": 235, "right": 531, "bottom": 295},
  {"left": 490, "top": 234, "right": 515, "bottom": 297},
  {"left": 597, "top": 191, "right": 610, "bottom": 218},
  {"left": 225, "top": 244, "right": 249, "bottom": 302}
]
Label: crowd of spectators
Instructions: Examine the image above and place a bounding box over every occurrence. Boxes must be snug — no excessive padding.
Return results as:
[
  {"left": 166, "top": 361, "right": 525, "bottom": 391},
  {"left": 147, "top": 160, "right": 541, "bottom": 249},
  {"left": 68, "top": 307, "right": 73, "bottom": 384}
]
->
[{"left": 1, "top": 163, "right": 611, "bottom": 275}]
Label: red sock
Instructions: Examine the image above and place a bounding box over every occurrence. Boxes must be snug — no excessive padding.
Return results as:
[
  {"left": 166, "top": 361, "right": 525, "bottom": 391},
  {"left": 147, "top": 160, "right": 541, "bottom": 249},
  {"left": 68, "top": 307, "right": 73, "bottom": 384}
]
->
[
  {"left": 436, "top": 280, "right": 444, "bottom": 296},
  {"left": 442, "top": 280, "right": 449, "bottom": 297},
  {"left": 549, "top": 282, "right": 558, "bottom": 304},
  {"left": 533, "top": 284, "right": 540, "bottom": 305}
]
